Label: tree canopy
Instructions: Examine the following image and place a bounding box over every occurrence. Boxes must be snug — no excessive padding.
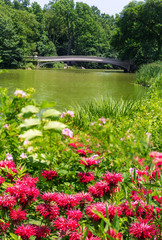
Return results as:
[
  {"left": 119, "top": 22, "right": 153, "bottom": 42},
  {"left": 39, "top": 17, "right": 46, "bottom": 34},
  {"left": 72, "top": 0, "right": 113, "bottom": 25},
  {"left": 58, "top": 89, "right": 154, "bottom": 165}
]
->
[{"left": 0, "top": 0, "right": 161, "bottom": 69}]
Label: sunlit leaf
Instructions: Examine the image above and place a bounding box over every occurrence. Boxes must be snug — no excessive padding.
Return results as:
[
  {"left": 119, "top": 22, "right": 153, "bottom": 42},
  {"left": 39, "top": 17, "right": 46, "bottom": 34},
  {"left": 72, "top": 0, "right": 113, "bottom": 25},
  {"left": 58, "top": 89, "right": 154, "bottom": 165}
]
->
[
  {"left": 21, "top": 105, "right": 39, "bottom": 114},
  {"left": 20, "top": 118, "right": 41, "bottom": 128},
  {"left": 42, "top": 109, "right": 61, "bottom": 119},
  {"left": 43, "top": 121, "right": 67, "bottom": 131},
  {"left": 21, "top": 129, "right": 42, "bottom": 140}
]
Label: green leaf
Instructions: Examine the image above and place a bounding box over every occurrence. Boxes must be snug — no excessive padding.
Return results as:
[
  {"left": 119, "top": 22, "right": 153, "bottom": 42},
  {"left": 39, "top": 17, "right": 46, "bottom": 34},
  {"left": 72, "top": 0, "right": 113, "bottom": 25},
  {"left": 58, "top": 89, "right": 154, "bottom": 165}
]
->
[
  {"left": 40, "top": 100, "right": 56, "bottom": 109},
  {"left": 9, "top": 233, "right": 22, "bottom": 240},
  {"left": 21, "top": 105, "right": 39, "bottom": 114},
  {"left": 43, "top": 121, "right": 67, "bottom": 131},
  {"left": 82, "top": 226, "right": 89, "bottom": 240},
  {"left": 42, "top": 109, "right": 61, "bottom": 119},
  {"left": 21, "top": 129, "right": 42, "bottom": 140},
  {"left": 20, "top": 118, "right": 41, "bottom": 128}
]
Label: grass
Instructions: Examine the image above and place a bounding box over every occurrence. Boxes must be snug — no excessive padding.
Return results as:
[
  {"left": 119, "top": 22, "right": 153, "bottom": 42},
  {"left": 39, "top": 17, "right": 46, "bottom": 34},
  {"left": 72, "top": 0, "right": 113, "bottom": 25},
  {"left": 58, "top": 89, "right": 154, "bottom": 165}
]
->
[
  {"left": 136, "top": 61, "right": 162, "bottom": 86},
  {"left": 72, "top": 97, "right": 142, "bottom": 129}
]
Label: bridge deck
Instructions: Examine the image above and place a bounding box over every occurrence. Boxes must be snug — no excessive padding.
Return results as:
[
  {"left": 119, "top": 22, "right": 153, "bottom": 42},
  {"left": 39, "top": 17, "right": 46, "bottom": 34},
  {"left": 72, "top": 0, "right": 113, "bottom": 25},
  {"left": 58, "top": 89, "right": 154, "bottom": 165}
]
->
[{"left": 33, "top": 55, "right": 134, "bottom": 72}]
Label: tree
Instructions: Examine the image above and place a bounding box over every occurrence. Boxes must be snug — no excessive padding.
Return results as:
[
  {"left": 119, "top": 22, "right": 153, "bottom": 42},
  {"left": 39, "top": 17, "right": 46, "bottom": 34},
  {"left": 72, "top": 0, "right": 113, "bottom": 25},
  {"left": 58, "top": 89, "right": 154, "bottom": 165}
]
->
[
  {"left": 45, "top": 0, "right": 75, "bottom": 55},
  {"left": 111, "top": 0, "right": 162, "bottom": 66}
]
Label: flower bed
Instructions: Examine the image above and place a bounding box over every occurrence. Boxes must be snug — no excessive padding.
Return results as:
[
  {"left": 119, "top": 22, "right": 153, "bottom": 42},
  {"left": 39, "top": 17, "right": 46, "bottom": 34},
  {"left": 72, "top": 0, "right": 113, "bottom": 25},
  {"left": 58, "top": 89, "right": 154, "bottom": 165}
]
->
[{"left": 0, "top": 87, "right": 161, "bottom": 239}]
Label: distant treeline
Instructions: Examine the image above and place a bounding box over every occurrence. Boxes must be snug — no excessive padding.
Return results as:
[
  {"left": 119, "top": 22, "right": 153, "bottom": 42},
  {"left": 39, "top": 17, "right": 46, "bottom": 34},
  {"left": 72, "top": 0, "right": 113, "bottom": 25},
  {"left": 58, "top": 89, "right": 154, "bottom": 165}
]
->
[{"left": 0, "top": 0, "right": 161, "bottom": 69}]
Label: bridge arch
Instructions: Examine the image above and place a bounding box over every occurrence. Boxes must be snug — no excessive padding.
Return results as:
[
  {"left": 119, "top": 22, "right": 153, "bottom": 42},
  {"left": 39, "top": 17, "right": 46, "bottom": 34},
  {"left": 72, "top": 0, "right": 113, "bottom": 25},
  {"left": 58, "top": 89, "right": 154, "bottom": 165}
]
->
[{"left": 36, "top": 56, "right": 134, "bottom": 72}]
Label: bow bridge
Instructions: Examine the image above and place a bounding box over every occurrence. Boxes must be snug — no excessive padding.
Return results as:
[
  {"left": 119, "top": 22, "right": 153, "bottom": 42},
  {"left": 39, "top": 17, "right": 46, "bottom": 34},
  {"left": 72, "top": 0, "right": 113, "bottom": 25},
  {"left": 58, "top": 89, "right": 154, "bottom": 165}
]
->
[{"left": 34, "top": 56, "right": 134, "bottom": 72}]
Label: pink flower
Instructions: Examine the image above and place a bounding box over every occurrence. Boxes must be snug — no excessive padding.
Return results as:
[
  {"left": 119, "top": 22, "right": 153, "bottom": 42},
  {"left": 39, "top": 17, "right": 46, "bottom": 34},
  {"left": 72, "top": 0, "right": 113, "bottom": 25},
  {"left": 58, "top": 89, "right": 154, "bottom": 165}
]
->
[
  {"left": 99, "top": 117, "right": 106, "bottom": 124},
  {"left": 67, "top": 110, "right": 74, "bottom": 117},
  {"left": 62, "top": 128, "right": 73, "bottom": 138},
  {"left": 15, "top": 224, "right": 36, "bottom": 240},
  {"left": 20, "top": 153, "right": 28, "bottom": 159},
  {"left": 129, "top": 222, "right": 156, "bottom": 239},
  {"left": 61, "top": 111, "right": 74, "bottom": 118},
  {"left": 14, "top": 90, "right": 27, "bottom": 98},
  {"left": 4, "top": 124, "right": 9, "bottom": 129},
  {"left": 60, "top": 112, "right": 66, "bottom": 118},
  {"left": 5, "top": 153, "right": 13, "bottom": 161}
]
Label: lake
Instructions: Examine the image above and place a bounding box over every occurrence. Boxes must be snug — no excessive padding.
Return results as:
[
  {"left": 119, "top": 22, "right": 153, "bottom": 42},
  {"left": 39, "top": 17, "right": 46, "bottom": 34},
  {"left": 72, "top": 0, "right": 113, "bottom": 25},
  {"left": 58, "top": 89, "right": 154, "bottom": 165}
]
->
[{"left": 0, "top": 69, "right": 145, "bottom": 110}]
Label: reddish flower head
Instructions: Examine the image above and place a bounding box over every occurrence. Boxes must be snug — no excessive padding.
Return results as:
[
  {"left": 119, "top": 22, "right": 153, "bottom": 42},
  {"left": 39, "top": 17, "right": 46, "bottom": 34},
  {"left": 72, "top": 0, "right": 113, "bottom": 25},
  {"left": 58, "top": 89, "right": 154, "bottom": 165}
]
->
[
  {"left": 36, "top": 203, "right": 60, "bottom": 220},
  {"left": 15, "top": 224, "right": 36, "bottom": 240},
  {"left": 107, "top": 228, "right": 123, "bottom": 240},
  {"left": 78, "top": 172, "right": 95, "bottom": 183},
  {"left": 41, "top": 170, "right": 57, "bottom": 181},
  {"left": 10, "top": 207, "right": 27, "bottom": 224},
  {"left": 80, "top": 157, "right": 99, "bottom": 167},
  {"left": 66, "top": 209, "right": 83, "bottom": 220},
  {"left": 86, "top": 203, "right": 121, "bottom": 221},
  {"left": 129, "top": 221, "right": 156, "bottom": 239},
  {"left": 0, "top": 194, "right": 16, "bottom": 210},
  {"left": 53, "top": 216, "right": 79, "bottom": 233},
  {"left": 0, "top": 220, "right": 10, "bottom": 234},
  {"left": 34, "top": 225, "right": 51, "bottom": 239}
]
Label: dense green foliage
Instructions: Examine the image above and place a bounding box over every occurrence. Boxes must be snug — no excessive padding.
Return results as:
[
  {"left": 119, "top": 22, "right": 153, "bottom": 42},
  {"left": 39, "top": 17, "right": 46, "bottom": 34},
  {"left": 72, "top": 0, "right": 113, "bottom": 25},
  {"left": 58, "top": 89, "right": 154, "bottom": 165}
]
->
[
  {"left": 136, "top": 61, "right": 162, "bottom": 86},
  {"left": 111, "top": 0, "right": 162, "bottom": 67},
  {"left": 0, "top": 0, "right": 161, "bottom": 69},
  {"left": 0, "top": 67, "right": 161, "bottom": 239}
]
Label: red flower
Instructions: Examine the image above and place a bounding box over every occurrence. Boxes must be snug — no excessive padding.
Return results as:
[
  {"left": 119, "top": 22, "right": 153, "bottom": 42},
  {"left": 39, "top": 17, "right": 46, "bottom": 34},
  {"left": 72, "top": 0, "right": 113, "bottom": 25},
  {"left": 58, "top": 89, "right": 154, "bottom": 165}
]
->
[
  {"left": 88, "top": 181, "right": 110, "bottom": 198},
  {"left": 36, "top": 203, "right": 59, "bottom": 220},
  {"left": 15, "top": 224, "right": 36, "bottom": 240},
  {"left": 75, "top": 192, "right": 93, "bottom": 205},
  {"left": 10, "top": 207, "right": 27, "bottom": 224},
  {"left": 78, "top": 172, "right": 95, "bottom": 183},
  {"left": 69, "top": 143, "right": 77, "bottom": 148},
  {"left": 77, "top": 149, "right": 93, "bottom": 156},
  {"left": 6, "top": 181, "right": 39, "bottom": 207},
  {"left": 34, "top": 225, "right": 51, "bottom": 239},
  {"left": 102, "top": 172, "right": 123, "bottom": 187},
  {"left": 120, "top": 201, "right": 132, "bottom": 217},
  {"left": 77, "top": 149, "right": 87, "bottom": 156},
  {"left": 80, "top": 157, "right": 98, "bottom": 167},
  {"left": 41, "top": 191, "right": 59, "bottom": 203},
  {"left": 56, "top": 193, "right": 80, "bottom": 209},
  {"left": 41, "top": 169, "right": 57, "bottom": 180},
  {"left": 153, "top": 196, "right": 162, "bottom": 206},
  {"left": 129, "top": 221, "right": 155, "bottom": 239},
  {"left": 0, "top": 176, "right": 5, "bottom": 185},
  {"left": 86, "top": 203, "right": 121, "bottom": 221},
  {"left": 107, "top": 228, "right": 123, "bottom": 239},
  {"left": 53, "top": 216, "right": 79, "bottom": 233},
  {"left": 66, "top": 209, "right": 83, "bottom": 220},
  {"left": 0, "top": 220, "right": 10, "bottom": 233},
  {"left": 0, "top": 194, "right": 16, "bottom": 210}
]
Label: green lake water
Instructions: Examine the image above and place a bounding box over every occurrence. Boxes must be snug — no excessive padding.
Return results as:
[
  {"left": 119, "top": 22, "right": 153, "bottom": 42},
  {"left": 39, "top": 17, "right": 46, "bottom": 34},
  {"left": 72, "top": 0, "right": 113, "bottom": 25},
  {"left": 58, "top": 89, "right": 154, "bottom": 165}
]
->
[{"left": 0, "top": 69, "right": 146, "bottom": 110}]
